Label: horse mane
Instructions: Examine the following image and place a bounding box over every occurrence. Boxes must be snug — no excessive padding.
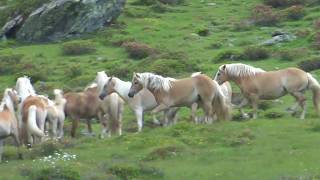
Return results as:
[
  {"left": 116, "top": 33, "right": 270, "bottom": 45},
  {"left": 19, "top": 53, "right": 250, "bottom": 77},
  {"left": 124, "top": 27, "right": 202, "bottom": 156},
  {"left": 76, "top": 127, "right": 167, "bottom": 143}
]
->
[
  {"left": 221, "top": 63, "right": 265, "bottom": 78},
  {"left": 16, "top": 76, "right": 36, "bottom": 95},
  {"left": 0, "top": 88, "right": 13, "bottom": 111},
  {"left": 84, "top": 83, "right": 98, "bottom": 91},
  {"left": 137, "top": 72, "right": 174, "bottom": 92},
  {"left": 191, "top": 72, "right": 202, "bottom": 77}
]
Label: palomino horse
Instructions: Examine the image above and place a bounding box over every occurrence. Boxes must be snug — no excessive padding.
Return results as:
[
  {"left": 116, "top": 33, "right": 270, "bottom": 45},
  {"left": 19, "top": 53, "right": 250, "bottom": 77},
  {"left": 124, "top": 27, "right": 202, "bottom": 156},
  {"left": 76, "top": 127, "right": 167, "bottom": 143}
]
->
[
  {"left": 0, "top": 88, "right": 22, "bottom": 162},
  {"left": 96, "top": 71, "right": 179, "bottom": 129},
  {"left": 15, "top": 77, "right": 47, "bottom": 145},
  {"left": 64, "top": 83, "right": 123, "bottom": 138},
  {"left": 214, "top": 63, "right": 320, "bottom": 119},
  {"left": 45, "top": 89, "right": 67, "bottom": 139},
  {"left": 191, "top": 72, "right": 232, "bottom": 123},
  {"left": 128, "top": 72, "right": 231, "bottom": 122}
]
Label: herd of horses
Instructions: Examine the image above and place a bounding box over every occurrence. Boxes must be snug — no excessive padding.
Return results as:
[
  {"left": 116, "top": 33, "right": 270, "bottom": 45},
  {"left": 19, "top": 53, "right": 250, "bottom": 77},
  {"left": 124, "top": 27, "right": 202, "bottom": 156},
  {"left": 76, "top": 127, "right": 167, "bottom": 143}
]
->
[{"left": 0, "top": 63, "right": 319, "bottom": 162}]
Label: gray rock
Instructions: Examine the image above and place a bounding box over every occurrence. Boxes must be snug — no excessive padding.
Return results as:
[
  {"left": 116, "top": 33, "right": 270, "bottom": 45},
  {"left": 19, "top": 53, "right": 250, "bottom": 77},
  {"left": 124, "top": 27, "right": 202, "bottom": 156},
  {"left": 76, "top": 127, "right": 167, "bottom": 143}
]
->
[
  {"left": 261, "top": 31, "right": 296, "bottom": 46},
  {"left": 0, "top": 15, "right": 24, "bottom": 39},
  {"left": 16, "top": 0, "right": 126, "bottom": 42}
]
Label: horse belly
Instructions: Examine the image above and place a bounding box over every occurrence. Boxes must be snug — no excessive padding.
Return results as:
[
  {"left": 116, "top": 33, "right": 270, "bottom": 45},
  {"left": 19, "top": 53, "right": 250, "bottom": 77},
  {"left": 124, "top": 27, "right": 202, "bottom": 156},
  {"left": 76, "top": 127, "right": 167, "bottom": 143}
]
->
[
  {"left": 259, "top": 88, "right": 286, "bottom": 100},
  {"left": 0, "top": 123, "right": 11, "bottom": 138}
]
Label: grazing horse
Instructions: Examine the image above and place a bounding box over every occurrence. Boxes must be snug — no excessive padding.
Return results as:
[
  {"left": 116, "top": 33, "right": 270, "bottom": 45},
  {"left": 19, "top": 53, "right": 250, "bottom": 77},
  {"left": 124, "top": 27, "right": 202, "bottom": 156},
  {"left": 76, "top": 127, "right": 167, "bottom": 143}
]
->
[
  {"left": 191, "top": 72, "right": 232, "bottom": 123},
  {"left": 96, "top": 71, "right": 179, "bottom": 129},
  {"left": 45, "top": 89, "right": 67, "bottom": 139},
  {"left": 15, "top": 77, "right": 47, "bottom": 145},
  {"left": 128, "top": 72, "right": 231, "bottom": 122},
  {"left": 0, "top": 88, "right": 21, "bottom": 162},
  {"left": 64, "top": 83, "right": 123, "bottom": 138},
  {"left": 214, "top": 63, "right": 320, "bottom": 119}
]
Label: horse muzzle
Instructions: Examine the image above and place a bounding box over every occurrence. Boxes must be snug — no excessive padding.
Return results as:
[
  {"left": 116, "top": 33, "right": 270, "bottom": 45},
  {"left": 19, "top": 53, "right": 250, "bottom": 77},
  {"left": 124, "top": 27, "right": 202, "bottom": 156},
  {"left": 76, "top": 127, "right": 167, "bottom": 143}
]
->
[
  {"left": 128, "top": 92, "right": 135, "bottom": 98},
  {"left": 99, "top": 93, "right": 106, "bottom": 100}
]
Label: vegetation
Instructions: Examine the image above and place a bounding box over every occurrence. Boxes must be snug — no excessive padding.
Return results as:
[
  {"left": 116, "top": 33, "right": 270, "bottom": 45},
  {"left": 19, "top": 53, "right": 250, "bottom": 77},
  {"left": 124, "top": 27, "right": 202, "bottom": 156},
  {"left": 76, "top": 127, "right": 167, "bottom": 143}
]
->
[{"left": 1, "top": 0, "right": 320, "bottom": 179}]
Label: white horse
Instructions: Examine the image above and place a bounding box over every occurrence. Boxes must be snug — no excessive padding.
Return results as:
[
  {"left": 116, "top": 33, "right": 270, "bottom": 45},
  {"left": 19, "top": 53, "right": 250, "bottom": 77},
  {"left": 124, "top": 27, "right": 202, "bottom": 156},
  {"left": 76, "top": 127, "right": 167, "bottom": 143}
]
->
[
  {"left": 45, "top": 89, "right": 66, "bottom": 139},
  {"left": 0, "top": 88, "right": 22, "bottom": 162},
  {"left": 15, "top": 76, "right": 47, "bottom": 145},
  {"left": 96, "top": 71, "right": 179, "bottom": 130}
]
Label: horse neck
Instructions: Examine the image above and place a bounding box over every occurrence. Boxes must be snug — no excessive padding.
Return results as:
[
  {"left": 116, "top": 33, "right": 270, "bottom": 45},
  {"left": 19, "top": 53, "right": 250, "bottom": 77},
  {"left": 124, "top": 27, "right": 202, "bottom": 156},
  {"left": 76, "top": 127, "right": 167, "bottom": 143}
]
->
[
  {"left": 113, "top": 78, "right": 132, "bottom": 101},
  {"left": 2, "top": 95, "right": 15, "bottom": 114}
]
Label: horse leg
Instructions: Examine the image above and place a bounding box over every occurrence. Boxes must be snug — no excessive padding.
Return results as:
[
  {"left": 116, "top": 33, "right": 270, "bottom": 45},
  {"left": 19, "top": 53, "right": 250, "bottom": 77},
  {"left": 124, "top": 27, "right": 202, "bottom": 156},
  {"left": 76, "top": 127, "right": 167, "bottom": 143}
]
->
[
  {"left": 152, "top": 114, "right": 161, "bottom": 125},
  {"left": 117, "top": 103, "right": 123, "bottom": 136},
  {"left": 71, "top": 117, "right": 79, "bottom": 138},
  {"left": 135, "top": 109, "right": 144, "bottom": 132},
  {"left": 100, "top": 115, "right": 109, "bottom": 139},
  {"left": 237, "top": 98, "right": 249, "bottom": 119},
  {"left": 250, "top": 95, "right": 259, "bottom": 119},
  {"left": 0, "top": 139, "right": 3, "bottom": 162},
  {"left": 86, "top": 119, "right": 94, "bottom": 136},
  {"left": 12, "top": 132, "right": 22, "bottom": 159},
  {"left": 191, "top": 103, "right": 198, "bottom": 124},
  {"left": 202, "top": 101, "right": 213, "bottom": 124},
  {"left": 169, "top": 108, "right": 179, "bottom": 125},
  {"left": 58, "top": 117, "right": 64, "bottom": 139},
  {"left": 291, "top": 92, "right": 307, "bottom": 119},
  {"left": 152, "top": 104, "right": 169, "bottom": 114}
]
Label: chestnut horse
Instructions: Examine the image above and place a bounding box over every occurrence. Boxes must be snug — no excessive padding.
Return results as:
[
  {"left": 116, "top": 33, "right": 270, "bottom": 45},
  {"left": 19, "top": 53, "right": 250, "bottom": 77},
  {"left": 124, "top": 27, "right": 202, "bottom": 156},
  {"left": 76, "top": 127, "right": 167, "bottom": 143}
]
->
[{"left": 214, "top": 63, "right": 320, "bottom": 119}]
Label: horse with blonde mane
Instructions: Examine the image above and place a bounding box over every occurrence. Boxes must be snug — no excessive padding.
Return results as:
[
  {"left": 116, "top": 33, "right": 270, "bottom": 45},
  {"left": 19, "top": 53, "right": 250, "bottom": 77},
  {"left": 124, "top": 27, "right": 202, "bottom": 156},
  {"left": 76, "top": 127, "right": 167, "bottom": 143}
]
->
[
  {"left": 15, "top": 77, "right": 47, "bottom": 145},
  {"left": 128, "top": 72, "right": 231, "bottom": 122},
  {"left": 214, "top": 63, "right": 320, "bottom": 119},
  {"left": 96, "top": 71, "right": 179, "bottom": 129},
  {"left": 0, "top": 88, "right": 22, "bottom": 162},
  {"left": 191, "top": 72, "right": 232, "bottom": 123},
  {"left": 64, "top": 82, "right": 124, "bottom": 138}
]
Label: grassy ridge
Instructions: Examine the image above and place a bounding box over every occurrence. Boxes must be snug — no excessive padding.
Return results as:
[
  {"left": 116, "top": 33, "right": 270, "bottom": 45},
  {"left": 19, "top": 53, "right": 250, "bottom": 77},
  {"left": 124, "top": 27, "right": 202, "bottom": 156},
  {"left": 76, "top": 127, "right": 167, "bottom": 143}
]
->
[{"left": 0, "top": 0, "right": 320, "bottom": 179}]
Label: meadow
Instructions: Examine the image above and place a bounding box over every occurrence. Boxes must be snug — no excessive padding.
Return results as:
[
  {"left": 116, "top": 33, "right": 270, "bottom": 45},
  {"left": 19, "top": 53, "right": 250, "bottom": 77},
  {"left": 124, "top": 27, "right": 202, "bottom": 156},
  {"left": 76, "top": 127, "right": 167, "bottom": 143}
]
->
[{"left": 1, "top": 0, "right": 320, "bottom": 179}]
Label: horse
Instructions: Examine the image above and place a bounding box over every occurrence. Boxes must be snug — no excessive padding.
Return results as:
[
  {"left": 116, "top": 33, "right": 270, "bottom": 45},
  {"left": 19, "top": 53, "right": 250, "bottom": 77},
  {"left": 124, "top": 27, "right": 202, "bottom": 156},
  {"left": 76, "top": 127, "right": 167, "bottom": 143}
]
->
[
  {"left": 190, "top": 72, "right": 232, "bottom": 123},
  {"left": 15, "top": 77, "right": 47, "bottom": 145},
  {"left": 214, "top": 63, "right": 320, "bottom": 119},
  {"left": 96, "top": 71, "right": 179, "bottom": 129},
  {"left": 64, "top": 82, "right": 123, "bottom": 138},
  {"left": 45, "top": 89, "right": 67, "bottom": 139},
  {"left": 0, "top": 88, "right": 22, "bottom": 162},
  {"left": 128, "top": 72, "right": 231, "bottom": 123}
]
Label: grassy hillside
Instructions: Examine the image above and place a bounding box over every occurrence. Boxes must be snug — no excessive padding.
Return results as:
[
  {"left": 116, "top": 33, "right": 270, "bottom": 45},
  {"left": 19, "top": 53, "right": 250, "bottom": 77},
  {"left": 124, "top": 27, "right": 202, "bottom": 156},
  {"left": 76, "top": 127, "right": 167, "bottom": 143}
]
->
[{"left": 1, "top": 0, "right": 320, "bottom": 179}]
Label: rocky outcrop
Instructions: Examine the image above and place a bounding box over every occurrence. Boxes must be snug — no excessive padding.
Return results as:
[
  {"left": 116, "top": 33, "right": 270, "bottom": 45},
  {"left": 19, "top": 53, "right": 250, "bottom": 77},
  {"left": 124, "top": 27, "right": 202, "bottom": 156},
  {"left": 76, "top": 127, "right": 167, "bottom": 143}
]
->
[
  {"left": 0, "top": 15, "right": 24, "bottom": 39},
  {"left": 16, "top": 0, "right": 126, "bottom": 42},
  {"left": 261, "top": 30, "right": 296, "bottom": 46}
]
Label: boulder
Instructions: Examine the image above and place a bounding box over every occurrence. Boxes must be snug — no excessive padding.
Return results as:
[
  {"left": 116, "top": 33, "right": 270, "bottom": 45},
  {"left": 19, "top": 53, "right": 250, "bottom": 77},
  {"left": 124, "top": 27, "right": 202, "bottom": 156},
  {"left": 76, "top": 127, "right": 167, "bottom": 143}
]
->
[
  {"left": 0, "top": 15, "right": 24, "bottom": 39},
  {"left": 16, "top": 0, "right": 126, "bottom": 42},
  {"left": 261, "top": 30, "right": 296, "bottom": 46}
]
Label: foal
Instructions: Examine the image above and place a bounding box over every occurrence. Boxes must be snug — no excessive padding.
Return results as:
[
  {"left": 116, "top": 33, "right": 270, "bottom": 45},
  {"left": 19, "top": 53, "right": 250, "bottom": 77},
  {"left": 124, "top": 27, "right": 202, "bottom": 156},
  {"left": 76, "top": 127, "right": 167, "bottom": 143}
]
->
[
  {"left": 214, "top": 63, "right": 320, "bottom": 119},
  {"left": 128, "top": 72, "right": 230, "bottom": 122},
  {"left": 0, "top": 89, "right": 21, "bottom": 162}
]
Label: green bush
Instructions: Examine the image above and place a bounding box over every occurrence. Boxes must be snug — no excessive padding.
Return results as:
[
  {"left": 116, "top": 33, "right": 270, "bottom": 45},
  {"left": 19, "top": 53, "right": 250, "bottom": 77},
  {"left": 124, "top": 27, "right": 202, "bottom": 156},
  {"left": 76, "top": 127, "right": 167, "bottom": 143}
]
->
[
  {"left": 215, "top": 49, "right": 243, "bottom": 62},
  {"left": 28, "top": 141, "right": 62, "bottom": 159},
  {"left": 243, "top": 46, "right": 270, "bottom": 60},
  {"left": 62, "top": 40, "right": 96, "bottom": 56},
  {"left": 0, "top": 54, "right": 24, "bottom": 74},
  {"left": 263, "top": 0, "right": 305, "bottom": 8},
  {"left": 23, "top": 166, "right": 80, "bottom": 180},
  {"left": 65, "top": 64, "right": 82, "bottom": 78},
  {"left": 283, "top": 5, "right": 305, "bottom": 20},
  {"left": 298, "top": 58, "right": 320, "bottom": 72},
  {"left": 144, "top": 146, "right": 181, "bottom": 161}
]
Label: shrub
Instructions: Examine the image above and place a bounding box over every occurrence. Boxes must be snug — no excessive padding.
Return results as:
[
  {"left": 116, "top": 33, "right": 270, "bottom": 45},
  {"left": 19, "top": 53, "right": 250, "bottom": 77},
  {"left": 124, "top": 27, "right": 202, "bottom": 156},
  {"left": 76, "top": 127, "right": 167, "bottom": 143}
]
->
[
  {"left": 132, "top": 0, "right": 184, "bottom": 5},
  {"left": 107, "top": 164, "right": 164, "bottom": 179},
  {"left": 144, "top": 146, "right": 181, "bottom": 161},
  {"left": 122, "top": 42, "right": 158, "bottom": 59},
  {"left": 283, "top": 5, "right": 305, "bottom": 20},
  {"left": 313, "top": 32, "right": 320, "bottom": 50},
  {"left": 264, "top": 112, "right": 284, "bottom": 119},
  {"left": 62, "top": 40, "right": 96, "bottom": 56},
  {"left": 150, "top": 1, "right": 170, "bottom": 13},
  {"left": 26, "top": 166, "right": 80, "bottom": 180},
  {"left": 243, "top": 46, "right": 270, "bottom": 60},
  {"left": 28, "top": 141, "right": 62, "bottom": 159},
  {"left": 277, "top": 49, "right": 297, "bottom": 61},
  {"left": 215, "top": 49, "right": 243, "bottom": 62},
  {"left": 0, "top": 54, "right": 23, "bottom": 74},
  {"left": 298, "top": 58, "right": 320, "bottom": 72},
  {"left": 251, "top": 4, "right": 279, "bottom": 26},
  {"left": 65, "top": 64, "right": 82, "bottom": 78},
  {"left": 263, "top": 0, "right": 305, "bottom": 8},
  {"left": 314, "top": 19, "right": 320, "bottom": 30},
  {"left": 232, "top": 20, "right": 254, "bottom": 31}
]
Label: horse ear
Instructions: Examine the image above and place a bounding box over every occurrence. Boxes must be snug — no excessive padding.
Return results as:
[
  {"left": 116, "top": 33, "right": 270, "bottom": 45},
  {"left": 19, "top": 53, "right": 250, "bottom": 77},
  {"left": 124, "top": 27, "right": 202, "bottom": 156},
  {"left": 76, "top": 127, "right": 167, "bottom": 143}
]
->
[
  {"left": 222, "top": 65, "right": 226, "bottom": 70},
  {"left": 136, "top": 73, "right": 141, "bottom": 78}
]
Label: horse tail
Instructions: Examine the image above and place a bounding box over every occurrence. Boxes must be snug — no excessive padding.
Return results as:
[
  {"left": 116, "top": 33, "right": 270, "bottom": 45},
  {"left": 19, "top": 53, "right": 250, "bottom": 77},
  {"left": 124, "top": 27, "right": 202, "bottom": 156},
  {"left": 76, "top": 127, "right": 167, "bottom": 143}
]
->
[
  {"left": 212, "top": 82, "right": 232, "bottom": 121},
  {"left": 27, "top": 105, "right": 44, "bottom": 137},
  {"left": 307, "top": 73, "right": 320, "bottom": 116}
]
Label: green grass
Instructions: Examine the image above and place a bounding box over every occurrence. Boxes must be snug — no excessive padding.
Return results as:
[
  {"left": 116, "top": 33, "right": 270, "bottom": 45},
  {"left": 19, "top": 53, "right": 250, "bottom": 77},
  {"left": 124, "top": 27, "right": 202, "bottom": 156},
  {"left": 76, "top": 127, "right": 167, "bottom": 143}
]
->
[{"left": 1, "top": 0, "right": 320, "bottom": 179}]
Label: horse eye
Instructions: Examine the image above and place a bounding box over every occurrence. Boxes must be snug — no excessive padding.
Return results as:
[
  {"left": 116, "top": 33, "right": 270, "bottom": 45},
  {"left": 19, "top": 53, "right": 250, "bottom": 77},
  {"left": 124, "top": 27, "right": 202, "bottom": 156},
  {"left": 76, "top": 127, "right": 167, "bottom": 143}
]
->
[{"left": 134, "top": 82, "right": 138, "bottom": 84}]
